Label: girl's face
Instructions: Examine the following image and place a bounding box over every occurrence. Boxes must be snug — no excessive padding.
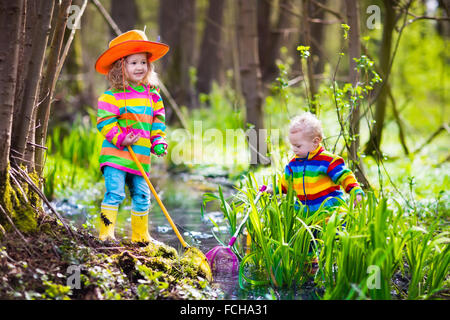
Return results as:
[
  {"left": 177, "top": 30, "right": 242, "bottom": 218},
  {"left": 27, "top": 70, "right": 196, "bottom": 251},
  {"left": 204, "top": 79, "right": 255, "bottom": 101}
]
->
[
  {"left": 288, "top": 129, "right": 320, "bottom": 158},
  {"left": 124, "top": 53, "right": 149, "bottom": 85}
]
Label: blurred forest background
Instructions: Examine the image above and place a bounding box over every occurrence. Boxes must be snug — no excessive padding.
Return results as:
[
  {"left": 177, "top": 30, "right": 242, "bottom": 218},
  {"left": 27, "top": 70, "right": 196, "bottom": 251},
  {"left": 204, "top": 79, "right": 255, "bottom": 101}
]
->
[
  {"left": 0, "top": 0, "right": 449, "bottom": 301},
  {"left": 0, "top": 0, "right": 449, "bottom": 235}
]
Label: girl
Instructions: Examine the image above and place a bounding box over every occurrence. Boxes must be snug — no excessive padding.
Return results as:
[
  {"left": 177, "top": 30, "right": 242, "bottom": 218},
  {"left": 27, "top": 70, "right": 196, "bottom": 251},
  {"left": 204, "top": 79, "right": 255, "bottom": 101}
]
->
[{"left": 94, "top": 30, "right": 169, "bottom": 244}]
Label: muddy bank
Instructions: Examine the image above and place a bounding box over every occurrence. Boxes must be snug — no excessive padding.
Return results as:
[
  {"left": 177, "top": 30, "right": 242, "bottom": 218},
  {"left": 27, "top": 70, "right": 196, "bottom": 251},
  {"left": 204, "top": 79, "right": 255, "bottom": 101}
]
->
[{"left": 0, "top": 212, "right": 222, "bottom": 300}]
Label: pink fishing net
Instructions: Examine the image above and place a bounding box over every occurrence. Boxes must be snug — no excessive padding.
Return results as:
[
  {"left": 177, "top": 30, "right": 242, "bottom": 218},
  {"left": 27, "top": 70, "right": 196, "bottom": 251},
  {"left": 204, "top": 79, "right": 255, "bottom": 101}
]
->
[{"left": 205, "top": 245, "right": 239, "bottom": 275}]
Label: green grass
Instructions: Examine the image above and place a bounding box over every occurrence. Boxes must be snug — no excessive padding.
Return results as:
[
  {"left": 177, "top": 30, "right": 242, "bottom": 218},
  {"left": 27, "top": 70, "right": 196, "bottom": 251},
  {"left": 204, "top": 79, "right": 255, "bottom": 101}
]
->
[{"left": 44, "top": 113, "right": 103, "bottom": 200}]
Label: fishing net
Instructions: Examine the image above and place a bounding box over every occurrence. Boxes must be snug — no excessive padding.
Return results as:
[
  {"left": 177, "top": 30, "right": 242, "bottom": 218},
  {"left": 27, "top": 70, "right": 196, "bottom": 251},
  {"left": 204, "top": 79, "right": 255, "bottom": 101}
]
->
[
  {"left": 205, "top": 238, "right": 239, "bottom": 275},
  {"left": 206, "top": 189, "right": 265, "bottom": 276}
]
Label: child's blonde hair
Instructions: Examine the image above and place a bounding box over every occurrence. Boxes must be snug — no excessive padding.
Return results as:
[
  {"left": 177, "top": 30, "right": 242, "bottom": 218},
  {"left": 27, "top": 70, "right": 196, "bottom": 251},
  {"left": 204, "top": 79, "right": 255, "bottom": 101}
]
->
[
  {"left": 107, "top": 53, "right": 160, "bottom": 91},
  {"left": 289, "top": 112, "right": 323, "bottom": 140}
]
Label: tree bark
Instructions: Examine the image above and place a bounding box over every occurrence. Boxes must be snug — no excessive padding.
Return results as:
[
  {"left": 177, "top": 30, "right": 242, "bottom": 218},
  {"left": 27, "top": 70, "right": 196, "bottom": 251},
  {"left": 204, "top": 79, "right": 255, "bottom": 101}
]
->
[
  {"left": 110, "top": 0, "right": 138, "bottom": 39},
  {"left": 159, "top": 0, "right": 196, "bottom": 110},
  {"left": 11, "top": 0, "right": 54, "bottom": 168},
  {"left": 0, "top": 0, "right": 24, "bottom": 173},
  {"left": 258, "top": 0, "right": 295, "bottom": 87},
  {"left": 365, "top": 0, "right": 396, "bottom": 157},
  {"left": 345, "top": 0, "right": 370, "bottom": 189},
  {"left": 301, "top": 0, "right": 318, "bottom": 113},
  {"left": 196, "top": 0, "right": 225, "bottom": 96},
  {"left": 309, "top": 0, "right": 327, "bottom": 75},
  {"left": 35, "top": 0, "right": 72, "bottom": 175},
  {"left": 237, "top": 0, "right": 268, "bottom": 165}
]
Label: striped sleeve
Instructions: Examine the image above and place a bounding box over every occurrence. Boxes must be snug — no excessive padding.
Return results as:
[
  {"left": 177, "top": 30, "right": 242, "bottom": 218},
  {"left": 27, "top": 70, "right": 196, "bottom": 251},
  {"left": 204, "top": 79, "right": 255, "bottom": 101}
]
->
[
  {"left": 149, "top": 89, "right": 168, "bottom": 154},
  {"left": 97, "top": 92, "right": 126, "bottom": 150},
  {"left": 327, "top": 156, "right": 363, "bottom": 195},
  {"left": 280, "top": 163, "right": 294, "bottom": 193}
]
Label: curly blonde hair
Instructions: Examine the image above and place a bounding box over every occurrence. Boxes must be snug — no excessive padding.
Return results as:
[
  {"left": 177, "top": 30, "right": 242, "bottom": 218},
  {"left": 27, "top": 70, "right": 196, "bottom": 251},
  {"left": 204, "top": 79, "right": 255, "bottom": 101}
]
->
[
  {"left": 107, "top": 54, "right": 160, "bottom": 91},
  {"left": 289, "top": 112, "right": 324, "bottom": 140}
]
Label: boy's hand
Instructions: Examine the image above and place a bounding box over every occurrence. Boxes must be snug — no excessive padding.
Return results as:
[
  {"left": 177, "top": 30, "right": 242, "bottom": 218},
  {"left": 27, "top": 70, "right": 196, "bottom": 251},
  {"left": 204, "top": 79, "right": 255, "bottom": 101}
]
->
[
  {"left": 121, "top": 132, "right": 140, "bottom": 147},
  {"left": 154, "top": 144, "right": 167, "bottom": 157}
]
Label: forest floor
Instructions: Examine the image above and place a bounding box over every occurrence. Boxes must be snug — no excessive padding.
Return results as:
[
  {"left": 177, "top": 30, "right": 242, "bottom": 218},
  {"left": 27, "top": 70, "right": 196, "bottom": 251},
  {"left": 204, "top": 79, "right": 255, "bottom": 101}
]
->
[{"left": 0, "top": 211, "right": 222, "bottom": 300}]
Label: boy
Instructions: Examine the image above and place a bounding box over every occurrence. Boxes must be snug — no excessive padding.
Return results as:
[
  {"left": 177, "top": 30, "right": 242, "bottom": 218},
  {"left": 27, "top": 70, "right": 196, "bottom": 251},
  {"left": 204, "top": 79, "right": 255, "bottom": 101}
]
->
[{"left": 269, "top": 112, "right": 364, "bottom": 213}]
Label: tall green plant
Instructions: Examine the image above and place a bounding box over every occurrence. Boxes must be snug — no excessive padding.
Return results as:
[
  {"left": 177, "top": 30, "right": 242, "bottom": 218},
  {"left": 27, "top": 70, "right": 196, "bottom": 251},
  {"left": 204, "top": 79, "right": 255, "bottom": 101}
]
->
[{"left": 236, "top": 175, "right": 324, "bottom": 288}]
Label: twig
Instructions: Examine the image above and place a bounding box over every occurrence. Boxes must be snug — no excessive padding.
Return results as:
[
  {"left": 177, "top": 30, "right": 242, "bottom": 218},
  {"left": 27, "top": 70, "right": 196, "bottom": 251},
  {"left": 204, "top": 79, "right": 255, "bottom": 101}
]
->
[
  {"left": 388, "top": 85, "right": 409, "bottom": 155},
  {"left": 9, "top": 170, "right": 30, "bottom": 204},
  {"left": 308, "top": 18, "right": 341, "bottom": 24},
  {"left": 96, "top": 247, "right": 125, "bottom": 250},
  {"left": 91, "top": 0, "right": 122, "bottom": 35},
  {"left": 26, "top": 141, "right": 48, "bottom": 150},
  {"left": 406, "top": 11, "right": 450, "bottom": 23},
  {"left": 311, "top": 0, "right": 344, "bottom": 21}
]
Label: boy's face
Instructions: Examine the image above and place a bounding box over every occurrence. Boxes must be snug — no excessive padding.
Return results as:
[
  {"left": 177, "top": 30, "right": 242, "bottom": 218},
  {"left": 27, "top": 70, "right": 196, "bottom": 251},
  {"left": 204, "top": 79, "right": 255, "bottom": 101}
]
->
[
  {"left": 125, "top": 53, "right": 149, "bottom": 85},
  {"left": 289, "top": 129, "right": 320, "bottom": 158}
]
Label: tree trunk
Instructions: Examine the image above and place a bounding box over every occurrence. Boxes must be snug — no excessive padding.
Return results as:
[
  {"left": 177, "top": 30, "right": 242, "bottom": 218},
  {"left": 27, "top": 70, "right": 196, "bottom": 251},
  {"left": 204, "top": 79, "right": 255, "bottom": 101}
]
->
[
  {"left": 0, "top": 0, "right": 24, "bottom": 173},
  {"left": 258, "top": 0, "right": 295, "bottom": 87},
  {"left": 196, "top": 0, "right": 225, "bottom": 96},
  {"left": 345, "top": 0, "right": 370, "bottom": 189},
  {"left": 301, "top": 0, "right": 318, "bottom": 113},
  {"left": 365, "top": 0, "right": 396, "bottom": 157},
  {"left": 35, "top": 0, "right": 72, "bottom": 175},
  {"left": 309, "top": 0, "right": 327, "bottom": 75},
  {"left": 11, "top": 0, "right": 54, "bottom": 168},
  {"left": 159, "top": 0, "right": 196, "bottom": 110},
  {"left": 110, "top": 0, "right": 138, "bottom": 39},
  {"left": 237, "top": 0, "right": 268, "bottom": 166}
]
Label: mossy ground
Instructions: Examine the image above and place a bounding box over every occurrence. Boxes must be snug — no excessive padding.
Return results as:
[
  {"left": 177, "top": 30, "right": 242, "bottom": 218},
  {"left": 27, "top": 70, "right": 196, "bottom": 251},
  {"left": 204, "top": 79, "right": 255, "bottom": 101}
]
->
[{"left": 0, "top": 211, "right": 222, "bottom": 300}]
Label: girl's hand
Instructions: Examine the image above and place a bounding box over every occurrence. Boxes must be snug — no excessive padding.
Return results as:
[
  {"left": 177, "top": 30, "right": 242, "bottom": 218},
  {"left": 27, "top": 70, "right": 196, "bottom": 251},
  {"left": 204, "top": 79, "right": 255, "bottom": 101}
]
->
[
  {"left": 121, "top": 132, "right": 140, "bottom": 147},
  {"left": 154, "top": 144, "right": 167, "bottom": 157}
]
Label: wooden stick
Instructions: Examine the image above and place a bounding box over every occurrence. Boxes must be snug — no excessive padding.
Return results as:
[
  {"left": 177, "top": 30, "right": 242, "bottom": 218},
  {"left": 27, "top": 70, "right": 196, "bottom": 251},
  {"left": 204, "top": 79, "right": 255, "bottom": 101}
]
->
[{"left": 127, "top": 146, "right": 189, "bottom": 249}]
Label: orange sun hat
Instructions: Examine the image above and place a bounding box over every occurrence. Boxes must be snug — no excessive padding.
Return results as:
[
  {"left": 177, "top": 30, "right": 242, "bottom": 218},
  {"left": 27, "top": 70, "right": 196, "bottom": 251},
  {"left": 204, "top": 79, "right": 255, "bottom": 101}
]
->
[{"left": 95, "top": 30, "right": 169, "bottom": 75}]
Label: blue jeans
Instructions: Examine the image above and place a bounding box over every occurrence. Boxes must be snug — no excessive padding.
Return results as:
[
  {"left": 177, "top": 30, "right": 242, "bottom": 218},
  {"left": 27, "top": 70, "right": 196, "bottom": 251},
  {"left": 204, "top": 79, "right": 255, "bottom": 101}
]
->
[{"left": 102, "top": 166, "right": 150, "bottom": 212}]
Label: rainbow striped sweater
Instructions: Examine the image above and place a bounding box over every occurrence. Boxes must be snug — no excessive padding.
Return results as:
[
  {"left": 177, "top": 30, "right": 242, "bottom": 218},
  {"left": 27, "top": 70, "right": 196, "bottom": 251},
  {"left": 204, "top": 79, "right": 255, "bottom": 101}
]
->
[
  {"left": 96, "top": 84, "right": 167, "bottom": 176},
  {"left": 280, "top": 144, "right": 364, "bottom": 212}
]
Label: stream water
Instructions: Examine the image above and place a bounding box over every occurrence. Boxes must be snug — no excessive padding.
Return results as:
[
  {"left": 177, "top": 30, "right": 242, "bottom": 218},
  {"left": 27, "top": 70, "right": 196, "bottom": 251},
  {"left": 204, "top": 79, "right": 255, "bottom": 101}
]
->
[{"left": 50, "top": 167, "right": 320, "bottom": 300}]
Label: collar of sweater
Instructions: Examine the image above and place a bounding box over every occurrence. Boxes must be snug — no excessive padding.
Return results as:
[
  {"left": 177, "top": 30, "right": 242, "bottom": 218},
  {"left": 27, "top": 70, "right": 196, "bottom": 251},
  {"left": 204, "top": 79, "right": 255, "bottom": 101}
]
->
[
  {"left": 128, "top": 83, "right": 147, "bottom": 93},
  {"left": 294, "top": 144, "right": 323, "bottom": 161}
]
